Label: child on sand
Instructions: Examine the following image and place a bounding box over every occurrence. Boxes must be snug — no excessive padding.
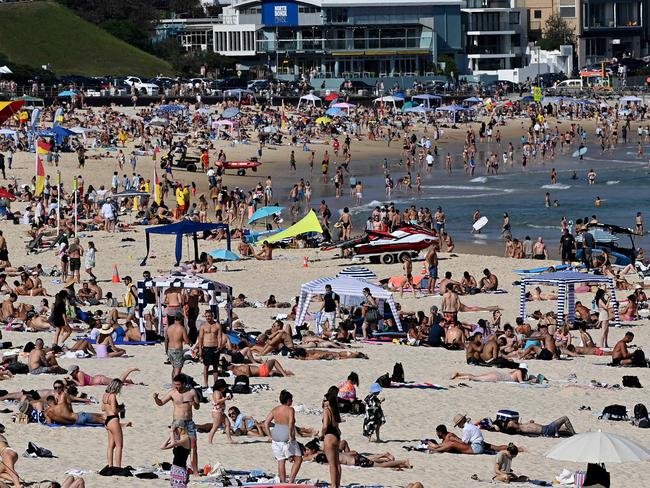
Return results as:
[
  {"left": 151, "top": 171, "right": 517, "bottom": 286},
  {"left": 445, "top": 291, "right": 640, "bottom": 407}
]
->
[{"left": 363, "top": 383, "right": 385, "bottom": 442}]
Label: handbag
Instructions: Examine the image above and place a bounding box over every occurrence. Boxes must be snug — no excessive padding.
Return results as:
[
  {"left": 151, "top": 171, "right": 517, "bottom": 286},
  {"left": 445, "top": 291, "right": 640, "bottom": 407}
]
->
[{"left": 365, "top": 307, "right": 381, "bottom": 322}]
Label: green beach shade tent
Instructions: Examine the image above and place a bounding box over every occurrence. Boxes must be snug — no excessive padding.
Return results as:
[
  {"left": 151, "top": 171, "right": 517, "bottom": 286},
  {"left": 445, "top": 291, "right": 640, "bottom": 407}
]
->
[{"left": 263, "top": 210, "right": 323, "bottom": 244}]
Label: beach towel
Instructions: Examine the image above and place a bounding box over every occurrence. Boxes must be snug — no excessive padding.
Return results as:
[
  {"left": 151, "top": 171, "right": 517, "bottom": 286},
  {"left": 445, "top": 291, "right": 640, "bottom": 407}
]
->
[
  {"left": 484, "top": 289, "right": 508, "bottom": 294},
  {"left": 389, "top": 382, "right": 446, "bottom": 390},
  {"left": 46, "top": 423, "right": 103, "bottom": 428}
]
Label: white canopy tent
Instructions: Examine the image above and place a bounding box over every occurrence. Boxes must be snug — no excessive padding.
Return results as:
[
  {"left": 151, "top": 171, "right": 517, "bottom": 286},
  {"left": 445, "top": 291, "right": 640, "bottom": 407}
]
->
[
  {"left": 295, "top": 275, "right": 402, "bottom": 331},
  {"left": 297, "top": 94, "right": 322, "bottom": 108},
  {"left": 223, "top": 89, "right": 256, "bottom": 102},
  {"left": 136, "top": 273, "right": 233, "bottom": 336},
  {"left": 619, "top": 95, "right": 643, "bottom": 104},
  {"left": 411, "top": 94, "right": 441, "bottom": 109},
  {"left": 372, "top": 95, "right": 404, "bottom": 108}
]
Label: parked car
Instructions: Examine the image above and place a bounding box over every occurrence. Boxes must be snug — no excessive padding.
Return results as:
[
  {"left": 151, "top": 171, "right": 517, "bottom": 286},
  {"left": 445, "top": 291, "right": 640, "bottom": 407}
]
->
[
  {"left": 248, "top": 79, "right": 271, "bottom": 93},
  {"left": 217, "top": 77, "right": 248, "bottom": 90},
  {"left": 124, "top": 76, "right": 160, "bottom": 96}
]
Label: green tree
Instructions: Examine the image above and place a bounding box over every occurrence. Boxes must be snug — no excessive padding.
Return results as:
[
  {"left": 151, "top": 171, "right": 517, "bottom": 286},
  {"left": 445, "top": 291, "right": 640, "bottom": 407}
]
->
[{"left": 539, "top": 12, "right": 575, "bottom": 51}]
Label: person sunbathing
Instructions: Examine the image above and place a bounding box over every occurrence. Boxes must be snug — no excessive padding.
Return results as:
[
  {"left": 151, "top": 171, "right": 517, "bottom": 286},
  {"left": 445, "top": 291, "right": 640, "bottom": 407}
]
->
[
  {"left": 619, "top": 294, "right": 638, "bottom": 321},
  {"left": 465, "top": 332, "right": 500, "bottom": 364},
  {"left": 255, "top": 241, "right": 273, "bottom": 260},
  {"left": 27, "top": 338, "right": 67, "bottom": 375},
  {"left": 227, "top": 359, "right": 293, "bottom": 377},
  {"left": 290, "top": 349, "right": 368, "bottom": 360},
  {"left": 526, "top": 287, "right": 558, "bottom": 301},
  {"left": 450, "top": 367, "right": 529, "bottom": 383},
  {"left": 426, "top": 423, "right": 516, "bottom": 455},
  {"left": 493, "top": 416, "right": 575, "bottom": 437},
  {"left": 0, "top": 293, "right": 33, "bottom": 322},
  {"left": 303, "top": 439, "right": 411, "bottom": 469},
  {"left": 252, "top": 322, "right": 294, "bottom": 355},
  {"left": 300, "top": 335, "right": 347, "bottom": 349},
  {"left": 67, "top": 365, "right": 140, "bottom": 386},
  {"left": 43, "top": 395, "right": 104, "bottom": 426},
  {"left": 226, "top": 407, "right": 267, "bottom": 437},
  {"left": 611, "top": 332, "right": 636, "bottom": 366},
  {"left": 0, "top": 433, "right": 22, "bottom": 488}
]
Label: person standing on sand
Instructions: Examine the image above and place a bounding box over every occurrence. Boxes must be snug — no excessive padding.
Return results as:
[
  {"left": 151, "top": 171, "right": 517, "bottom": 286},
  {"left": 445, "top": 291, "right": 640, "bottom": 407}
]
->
[
  {"left": 400, "top": 254, "right": 416, "bottom": 299},
  {"left": 197, "top": 310, "right": 224, "bottom": 389},
  {"left": 264, "top": 390, "right": 303, "bottom": 484},
  {"left": 166, "top": 313, "right": 191, "bottom": 379},
  {"left": 322, "top": 386, "right": 342, "bottom": 488},
  {"left": 154, "top": 375, "right": 200, "bottom": 476},
  {"left": 425, "top": 244, "right": 438, "bottom": 294},
  {"left": 102, "top": 379, "right": 126, "bottom": 473}
]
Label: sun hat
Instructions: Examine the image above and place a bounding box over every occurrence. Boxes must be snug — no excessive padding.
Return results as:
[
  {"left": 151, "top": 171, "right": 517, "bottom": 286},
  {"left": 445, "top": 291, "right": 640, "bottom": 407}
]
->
[
  {"left": 518, "top": 363, "right": 528, "bottom": 370},
  {"left": 67, "top": 364, "right": 80, "bottom": 375},
  {"left": 453, "top": 413, "right": 467, "bottom": 427},
  {"left": 99, "top": 323, "right": 113, "bottom": 335},
  {"left": 64, "top": 277, "right": 76, "bottom": 288},
  {"left": 369, "top": 383, "right": 382, "bottom": 394}
]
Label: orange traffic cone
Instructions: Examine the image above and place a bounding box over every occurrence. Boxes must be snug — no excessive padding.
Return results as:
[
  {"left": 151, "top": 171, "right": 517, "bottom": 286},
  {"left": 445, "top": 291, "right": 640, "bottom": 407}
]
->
[
  {"left": 112, "top": 264, "right": 120, "bottom": 283},
  {"left": 303, "top": 256, "right": 309, "bottom": 268}
]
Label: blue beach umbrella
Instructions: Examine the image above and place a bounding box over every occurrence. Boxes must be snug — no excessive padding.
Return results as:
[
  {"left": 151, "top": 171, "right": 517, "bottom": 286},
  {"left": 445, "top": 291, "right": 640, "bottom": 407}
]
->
[
  {"left": 222, "top": 107, "right": 240, "bottom": 119},
  {"left": 58, "top": 90, "right": 77, "bottom": 97},
  {"left": 208, "top": 249, "right": 241, "bottom": 261},
  {"left": 248, "top": 206, "right": 284, "bottom": 224}
]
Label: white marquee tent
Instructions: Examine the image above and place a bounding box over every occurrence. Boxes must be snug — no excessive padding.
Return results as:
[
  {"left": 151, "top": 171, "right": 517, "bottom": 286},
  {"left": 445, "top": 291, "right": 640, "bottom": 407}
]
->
[
  {"left": 297, "top": 93, "right": 322, "bottom": 108},
  {"left": 295, "top": 275, "right": 402, "bottom": 331}
]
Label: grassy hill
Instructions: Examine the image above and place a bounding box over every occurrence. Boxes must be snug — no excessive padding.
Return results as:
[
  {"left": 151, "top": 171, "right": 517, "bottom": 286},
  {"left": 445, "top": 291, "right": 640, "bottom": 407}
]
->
[{"left": 0, "top": 1, "right": 172, "bottom": 76}]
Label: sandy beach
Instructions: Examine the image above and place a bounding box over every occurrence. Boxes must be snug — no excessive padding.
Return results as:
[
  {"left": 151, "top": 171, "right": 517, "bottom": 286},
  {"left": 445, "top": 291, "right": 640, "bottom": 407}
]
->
[{"left": 0, "top": 103, "right": 648, "bottom": 487}]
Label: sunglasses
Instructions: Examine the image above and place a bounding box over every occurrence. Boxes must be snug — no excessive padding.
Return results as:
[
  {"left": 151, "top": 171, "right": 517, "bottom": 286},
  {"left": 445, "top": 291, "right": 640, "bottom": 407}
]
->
[{"left": 54, "top": 385, "right": 64, "bottom": 390}]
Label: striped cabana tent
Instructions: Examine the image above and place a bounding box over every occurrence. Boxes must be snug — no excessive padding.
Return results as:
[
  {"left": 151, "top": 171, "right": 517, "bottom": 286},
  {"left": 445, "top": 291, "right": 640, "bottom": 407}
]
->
[
  {"left": 519, "top": 271, "right": 619, "bottom": 326},
  {"left": 295, "top": 275, "right": 402, "bottom": 331},
  {"left": 137, "top": 273, "right": 232, "bottom": 336}
]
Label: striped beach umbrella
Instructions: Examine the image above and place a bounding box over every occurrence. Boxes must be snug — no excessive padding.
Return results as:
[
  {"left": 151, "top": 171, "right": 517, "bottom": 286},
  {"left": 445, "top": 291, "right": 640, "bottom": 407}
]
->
[{"left": 337, "top": 266, "right": 377, "bottom": 281}]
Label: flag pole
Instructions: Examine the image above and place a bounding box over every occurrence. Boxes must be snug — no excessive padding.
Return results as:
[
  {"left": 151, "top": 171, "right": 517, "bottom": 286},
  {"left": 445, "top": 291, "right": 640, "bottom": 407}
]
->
[{"left": 56, "top": 170, "right": 61, "bottom": 236}]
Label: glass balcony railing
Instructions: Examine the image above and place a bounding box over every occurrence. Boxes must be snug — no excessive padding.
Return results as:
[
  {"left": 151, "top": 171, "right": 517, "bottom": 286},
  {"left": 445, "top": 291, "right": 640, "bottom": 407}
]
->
[
  {"left": 464, "top": 0, "right": 512, "bottom": 8},
  {"left": 258, "top": 36, "right": 432, "bottom": 52}
]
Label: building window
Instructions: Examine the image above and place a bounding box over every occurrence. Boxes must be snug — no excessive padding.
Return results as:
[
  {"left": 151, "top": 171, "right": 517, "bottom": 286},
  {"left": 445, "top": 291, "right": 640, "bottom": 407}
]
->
[
  {"left": 326, "top": 8, "right": 348, "bottom": 23},
  {"left": 533, "top": 10, "right": 542, "bottom": 19},
  {"left": 586, "top": 38, "right": 606, "bottom": 57},
  {"left": 560, "top": 7, "right": 575, "bottom": 17},
  {"left": 509, "top": 12, "right": 520, "bottom": 25}
]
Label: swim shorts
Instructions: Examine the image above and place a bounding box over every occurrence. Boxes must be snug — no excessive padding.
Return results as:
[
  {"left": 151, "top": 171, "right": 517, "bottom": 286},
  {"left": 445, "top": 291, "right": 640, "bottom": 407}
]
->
[
  {"left": 594, "top": 347, "right": 605, "bottom": 356},
  {"left": 167, "top": 348, "right": 185, "bottom": 368},
  {"left": 271, "top": 440, "right": 302, "bottom": 460},
  {"left": 76, "top": 412, "right": 93, "bottom": 425},
  {"left": 443, "top": 312, "right": 457, "bottom": 325},
  {"left": 185, "top": 419, "right": 197, "bottom": 440},
  {"left": 69, "top": 258, "right": 81, "bottom": 271},
  {"left": 536, "top": 348, "right": 553, "bottom": 361},
  {"left": 258, "top": 363, "right": 270, "bottom": 377},
  {"left": 202, "top": 346, "right": 220, "bottom": 367},
  {"left": 30, "top": 366, "right": 50, "bottom": 375},
  {"left": 471, "top": 442, "right": 484, "bottom": 454},
  {"left": 429, "top": 266, "right": 438, "bottom": 279}
]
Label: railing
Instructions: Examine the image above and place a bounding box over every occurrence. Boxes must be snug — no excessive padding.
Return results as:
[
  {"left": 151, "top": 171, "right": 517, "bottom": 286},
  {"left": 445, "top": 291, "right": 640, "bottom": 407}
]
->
[
  {"left": 257, "top": 36, "right": 431, "bottom": 53},
  {"left": 464, "top": 0, "right": 512, "bottom": 8},
  {"left": 466, "top": 45, "right": 508, "bottom": 55}
]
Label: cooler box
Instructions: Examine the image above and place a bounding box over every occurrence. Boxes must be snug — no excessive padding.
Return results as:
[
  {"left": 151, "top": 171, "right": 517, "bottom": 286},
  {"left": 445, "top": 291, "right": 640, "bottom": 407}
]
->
[{"left": 496, "top": 410, "right": 519, "bottom": 422}]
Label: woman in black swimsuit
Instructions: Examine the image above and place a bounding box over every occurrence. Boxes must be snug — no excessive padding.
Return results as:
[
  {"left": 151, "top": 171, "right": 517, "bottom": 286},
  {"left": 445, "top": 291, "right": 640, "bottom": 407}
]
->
[
  {"left": 102, "top": 379, "right": 124, "bottom": 471},
  {"left": 322, "top": 386, "right": 342, "bottom": 488}
]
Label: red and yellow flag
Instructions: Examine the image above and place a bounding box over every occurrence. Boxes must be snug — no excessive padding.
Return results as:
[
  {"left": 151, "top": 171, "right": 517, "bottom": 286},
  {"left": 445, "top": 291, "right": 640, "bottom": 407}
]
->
[
  {"left": 153, "top": 163, "right": 161, "bottom": 205},
  {"left": 35, "top": 139, "right": 51, "bottom": 196},
  {"left": 281, "top": 100, "right": 287, "bottom": 129}
]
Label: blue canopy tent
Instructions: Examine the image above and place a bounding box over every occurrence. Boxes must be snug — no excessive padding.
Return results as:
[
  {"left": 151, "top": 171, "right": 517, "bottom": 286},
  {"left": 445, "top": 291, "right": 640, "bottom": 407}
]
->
[
  {"left": 156, "top": 105, "right": 186, "bottom": 114},
  {"left": 51, "top": 125, "right": 75, "bottom": 145},
  {"left": 519, "top": 271, "right": 619, "bottom": 326},
  {"left": 141, "top": 221, "right": 231, "bottom": 266}
]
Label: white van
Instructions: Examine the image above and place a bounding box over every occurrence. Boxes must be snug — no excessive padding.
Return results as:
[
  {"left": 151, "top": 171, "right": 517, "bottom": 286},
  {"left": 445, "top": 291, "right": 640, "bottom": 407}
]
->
[{"left": 552, "top": 79, "right": 583, "bottom": 90}]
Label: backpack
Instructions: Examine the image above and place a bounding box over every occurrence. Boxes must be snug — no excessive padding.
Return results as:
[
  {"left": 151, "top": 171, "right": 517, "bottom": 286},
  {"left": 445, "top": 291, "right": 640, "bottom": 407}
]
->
[
  {"left": 634, "top": 403, "right": 650, "bottom": 428},
  {"left": 622, "top": 375, "right": 643, "bottom": 388},
  {"left": 231, "top": 374, "right": 250, "bottom": 394},
  {"left": 632, "top": 349, "right": 647, "bottom": 367},
  {"left": 599, "top": 404, "right": 628, "bottom": 421},
  {"left": 376, "top": 373, "right": 391, "bottom": 388},
  {"left": 391, "top": 362, "right": 405, "bottom": 383}
]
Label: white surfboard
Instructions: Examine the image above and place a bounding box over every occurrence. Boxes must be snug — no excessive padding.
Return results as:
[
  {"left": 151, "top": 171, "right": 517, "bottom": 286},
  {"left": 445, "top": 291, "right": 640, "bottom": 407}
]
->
[{"left": 473, "top": 216, "right": 488, "bottom": 231}]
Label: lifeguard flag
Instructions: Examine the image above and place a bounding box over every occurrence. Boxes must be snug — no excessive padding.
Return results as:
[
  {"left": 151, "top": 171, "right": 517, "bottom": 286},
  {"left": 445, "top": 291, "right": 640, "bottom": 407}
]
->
[
  {"left": 35, "top": 139, "right": 51, "bottom": 196},
  {"left": 153, "top": 164, "right": 161, "bottom": 205},
  {"left": 281, "top": 100, "right": 287, "bottom": 129}
]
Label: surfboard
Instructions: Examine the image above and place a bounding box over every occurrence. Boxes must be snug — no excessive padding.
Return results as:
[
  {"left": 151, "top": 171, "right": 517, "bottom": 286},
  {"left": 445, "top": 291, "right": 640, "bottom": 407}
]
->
[{"left": 473, "top": 216, "right": 488, "bottom": 231}]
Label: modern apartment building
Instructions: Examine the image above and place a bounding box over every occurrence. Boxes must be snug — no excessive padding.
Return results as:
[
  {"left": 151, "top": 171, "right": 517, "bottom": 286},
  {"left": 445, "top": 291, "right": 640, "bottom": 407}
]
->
[
  {"left": 462, "top": 0, "right": 529, "bottom": 75},
  {"left": 157, "top": 0, "right": 465, "bottom": 78},
  {"left": 524, "top": 0, "right": 646, "bottom": 68}
]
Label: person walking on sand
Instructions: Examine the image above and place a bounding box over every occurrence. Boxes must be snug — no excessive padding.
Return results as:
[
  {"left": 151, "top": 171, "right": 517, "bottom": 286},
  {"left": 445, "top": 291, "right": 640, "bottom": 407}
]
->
[
  {"left": 154, "top": 375, "right": 200, "bottom": 476},
  {"left": 264, "top": 390, "right": 303, "bottom": 483},
  {"left": 166, "top": 313, "right": 191, "bottom": 379},
  {"left": 425, "top": 244, "right": 439, "bottom": 294},
  {"left": 102, "top": 379, "right": 127, "bottom": 472},
  {"left": 400, "top": 254, "right": 417, "bottom": 299},
  {"left": 322, "top": 386, "right": 342, "bottom": 488}
]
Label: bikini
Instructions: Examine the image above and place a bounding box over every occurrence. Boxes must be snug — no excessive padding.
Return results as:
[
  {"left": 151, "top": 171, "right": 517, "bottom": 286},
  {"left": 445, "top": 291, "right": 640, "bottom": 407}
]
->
[
  {"left": 258, "top": 363, "right": 270, "bottom": 377},
  {"left": 104, "top": 415, "right": 119, "bottom": 427},
  {"left": 78, "top": 372, "right": 93, "bottom": 387},
  {"left": 324, "top": 408, "right": 341, "bottom": 440}
]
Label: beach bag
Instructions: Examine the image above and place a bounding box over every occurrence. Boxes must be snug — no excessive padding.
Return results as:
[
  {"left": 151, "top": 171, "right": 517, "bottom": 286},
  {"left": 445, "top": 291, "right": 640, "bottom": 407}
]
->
[
  {"left": 599, "top": 404, "right": 628, "bottom": 421},
  {"left": 231, "top": 375, "right": 250, "bottom": 394},
  {"left": 365, "top": 307, "right": 381, "bottom": 323},
  {"left": 633, "top": 403, "right": 650, "bottom": 428},
  {"left": 376, "top": 373, "right": 391, "bottom": 388},
  {"left": 7, "top": 362, "right": 28, "bottom": 375},
  {"left": 391, "top": 362, "right": 405, "bottom": 383},
  {"left": 622, "top": 375, "right": 643, "bottom": 388}
]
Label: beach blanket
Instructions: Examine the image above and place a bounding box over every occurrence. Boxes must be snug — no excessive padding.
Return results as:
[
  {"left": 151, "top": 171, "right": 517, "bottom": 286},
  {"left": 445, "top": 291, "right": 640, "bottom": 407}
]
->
[
  {"left": 389, "top": 382, "right": 446, "bottom": 390},
  {"left": 372, "top": 331, "right": 406, "bottom": 338},
  {"left": 360, "top": 339, "right": 393, "bottom": 344},
  {"left": 484, "top": 289, "right": 508, "bottom": 294},
  {"left": 80, "top": 338, "right": 159, "bottom": 346}
]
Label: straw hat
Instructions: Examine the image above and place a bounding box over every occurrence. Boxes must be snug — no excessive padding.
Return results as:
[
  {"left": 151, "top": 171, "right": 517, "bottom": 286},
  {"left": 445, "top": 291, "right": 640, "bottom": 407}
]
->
[
  {"left": 452, "top": 413, "right": 467, "bottom": 427},
  {"left": 64, "top": 277, "right": 76, "bottom": 288},
  {"left": 99, "top": 323, "right": 113, "bottom": 335}
]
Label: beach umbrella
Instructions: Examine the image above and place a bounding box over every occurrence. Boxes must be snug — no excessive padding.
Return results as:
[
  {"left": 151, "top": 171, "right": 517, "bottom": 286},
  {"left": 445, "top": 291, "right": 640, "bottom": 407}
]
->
[
  {"left": 262, "top": 125, "right": 278, "bottom": 134},
  {"left": 0, "top": 188, "right": 16, "bottom": 200},
  {"left": 332, "top": 102, "right": 356, "bottom": 109},
  {"left": 337, "top": 266, "right": 377, "bottom": 280},
  {"left": 222, "top": 107, "right": 240, "bottom": 119},
  {"left": 208, "top": 249, "right": 241, "bottom": 261},
  {"left": 148, "top": 117, "right": 170, "bottom": 127},
  {"left": 546, "top": 431, "right": 650, "bottom": 464},
  {"left": 324, "top": 93, "right": 339, "bottom": 101},
  {"left": 248, "top": 205, "right": 284, "bottom": 224},
  {"left": 315, "top": 116, "right": 332, "bottom": 124},
  {"left": 57, "top": 90, "right": 77, "bottom": 97},
  {"left": 325, "top": 107, "right": 344, "bottom": 116}
]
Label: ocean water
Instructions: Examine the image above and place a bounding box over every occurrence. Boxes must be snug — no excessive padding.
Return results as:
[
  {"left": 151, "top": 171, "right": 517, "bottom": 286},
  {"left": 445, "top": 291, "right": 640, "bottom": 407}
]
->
[{"left": 317, "top": 140, "right": 650, "bottom": 251}]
